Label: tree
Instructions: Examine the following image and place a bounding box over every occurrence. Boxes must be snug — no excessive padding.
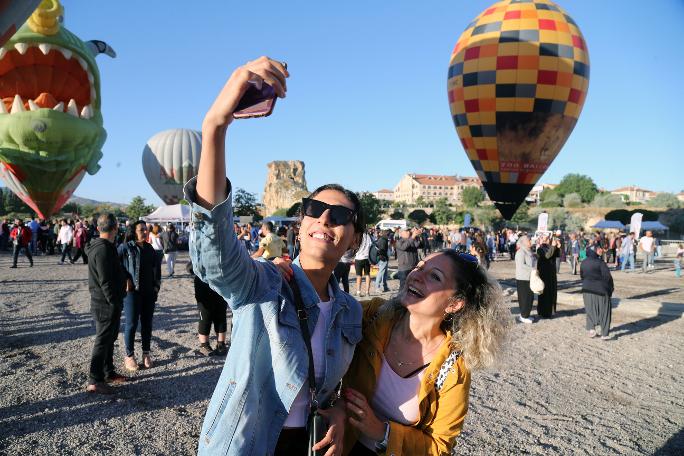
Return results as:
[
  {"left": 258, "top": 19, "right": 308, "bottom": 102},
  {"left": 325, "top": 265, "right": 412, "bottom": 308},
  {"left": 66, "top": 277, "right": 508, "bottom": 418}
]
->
[
  {"left": 646, "top": 193, "right": 681, "bottom": 209},
  {"left": 563, "top": 193, "right": 583, "bottom": 208},
  {"left": 555, "top": 173, "right": 598, "bottom": 203},
  {"left": 407, "top": 209, "right": 429, "bottom": 225},
  {"left": 272, "top": 208, "right": 288, "bottom": 216},
  {"left": 473, "top": 207, "right": 499, "bottom": 230},
  {"left": 125, "top": 196, "right": 156, "bottom": 221},
  {"left": 233, "top": 188, "right": 260, "bottom": 217},
  {"left": 432, "top": 198, "right": 454, "bottom": 225},
  {"left": 591, "top": 193, "right": 625, "bottom": 208},
  {"left": 61, "top": 202, "right": 82, "bottom": 214},
  {"left": 415, "top": 196, "right": 427, "bottom": 208},
  {"left": 540, "top": 189, "right": 562, "bottom": 208},
  {"left": 358, "top": 192, "right": 382, "bottom": 224},
  {"left": 389, "top": 210, "right": 404, "bottom": 220},
  {"left": 286, "top": 201, "right": 301, "bottom": 217},
  {"left": 461, "top": 187, "right": 484, "bottom": 208},
  {"left": 510, "top": 202, "right": 530, "bottom": 227}
]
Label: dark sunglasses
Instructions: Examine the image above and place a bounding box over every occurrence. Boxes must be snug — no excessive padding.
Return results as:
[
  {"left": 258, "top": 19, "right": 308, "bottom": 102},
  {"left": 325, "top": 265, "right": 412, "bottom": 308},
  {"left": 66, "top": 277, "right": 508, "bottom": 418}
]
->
[
  {"left": 301, "top": 198, "right": 356, "bottom": 226},
  {"left": 453, "top": 251, "right": 479, "bottom": 265}
]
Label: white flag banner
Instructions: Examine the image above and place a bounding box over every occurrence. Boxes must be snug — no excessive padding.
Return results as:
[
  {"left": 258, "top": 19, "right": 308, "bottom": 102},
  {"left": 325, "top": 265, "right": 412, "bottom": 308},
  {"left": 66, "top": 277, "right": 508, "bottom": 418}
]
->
[
  {"left": 630, "top": 212, "right": 643, "bottom": 239},
  {"left": 537, "top": 212, "right": 549, "bottom": 232}
]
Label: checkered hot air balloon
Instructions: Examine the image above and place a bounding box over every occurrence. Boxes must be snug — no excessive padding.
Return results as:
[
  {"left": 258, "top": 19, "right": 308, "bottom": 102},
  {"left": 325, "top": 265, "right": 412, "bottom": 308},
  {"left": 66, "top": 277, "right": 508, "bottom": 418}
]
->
[{"left": 447, "top": 0, "right": 589, "bottom": 219}]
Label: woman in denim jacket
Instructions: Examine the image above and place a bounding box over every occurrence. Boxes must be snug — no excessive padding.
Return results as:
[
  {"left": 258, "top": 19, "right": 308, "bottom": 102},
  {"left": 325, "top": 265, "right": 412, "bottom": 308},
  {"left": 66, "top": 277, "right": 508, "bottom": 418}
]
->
[{"left": 187, "top": 56, "right": 364, "bottom": 455}]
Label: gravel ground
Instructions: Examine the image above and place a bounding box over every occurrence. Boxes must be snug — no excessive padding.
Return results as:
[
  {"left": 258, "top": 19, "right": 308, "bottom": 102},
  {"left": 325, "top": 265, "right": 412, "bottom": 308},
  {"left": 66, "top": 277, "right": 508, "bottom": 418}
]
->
[{"left": 1, "top": 250, "right": 682, "bottom": 455}]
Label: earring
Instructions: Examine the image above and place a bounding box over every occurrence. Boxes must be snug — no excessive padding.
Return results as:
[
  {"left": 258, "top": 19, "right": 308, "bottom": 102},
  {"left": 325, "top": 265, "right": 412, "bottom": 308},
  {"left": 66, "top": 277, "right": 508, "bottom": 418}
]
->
[{"left": 443, "top": 309, "right": 456, "bottom": 322}]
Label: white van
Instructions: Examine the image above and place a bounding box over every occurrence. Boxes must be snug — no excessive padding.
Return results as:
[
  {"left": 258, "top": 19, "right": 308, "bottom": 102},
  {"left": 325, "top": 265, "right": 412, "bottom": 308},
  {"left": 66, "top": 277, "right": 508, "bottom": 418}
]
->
[{"left": 375, "top": 219, "right": 409, "bottom": 231}]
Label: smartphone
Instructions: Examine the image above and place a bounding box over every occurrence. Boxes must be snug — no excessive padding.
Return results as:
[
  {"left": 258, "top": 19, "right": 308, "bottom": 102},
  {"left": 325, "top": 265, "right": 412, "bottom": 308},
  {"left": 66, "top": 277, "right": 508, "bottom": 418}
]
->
[{"left": 233, "top": 81, "right": 277, "bottom": 119}]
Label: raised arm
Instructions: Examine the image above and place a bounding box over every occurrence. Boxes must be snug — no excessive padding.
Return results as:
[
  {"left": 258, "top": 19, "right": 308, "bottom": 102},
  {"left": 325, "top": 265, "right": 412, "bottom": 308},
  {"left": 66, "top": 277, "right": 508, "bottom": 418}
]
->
[{"left": 195, "top": 57, "right": 288, "bottom": 209}]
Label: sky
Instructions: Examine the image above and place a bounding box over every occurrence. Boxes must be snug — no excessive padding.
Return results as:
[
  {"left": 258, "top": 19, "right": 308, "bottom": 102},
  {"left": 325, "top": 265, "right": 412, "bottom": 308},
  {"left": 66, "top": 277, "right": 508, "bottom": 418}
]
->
[{"left": 51, "top": 0, "right": 684, "bottom": 205}]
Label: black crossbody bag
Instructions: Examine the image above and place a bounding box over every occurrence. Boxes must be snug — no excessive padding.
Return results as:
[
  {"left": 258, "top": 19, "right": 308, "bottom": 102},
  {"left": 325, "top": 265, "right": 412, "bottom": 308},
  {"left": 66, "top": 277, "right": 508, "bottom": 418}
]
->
[{"left": 288, "top": 278, "right": 328, "bottom": 456}]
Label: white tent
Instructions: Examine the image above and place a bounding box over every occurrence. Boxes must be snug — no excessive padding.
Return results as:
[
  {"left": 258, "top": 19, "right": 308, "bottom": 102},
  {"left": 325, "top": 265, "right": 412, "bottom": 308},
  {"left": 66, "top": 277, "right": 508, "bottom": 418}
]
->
[{"left": 142, "top": 204, "right": 191, "bottom": 223}]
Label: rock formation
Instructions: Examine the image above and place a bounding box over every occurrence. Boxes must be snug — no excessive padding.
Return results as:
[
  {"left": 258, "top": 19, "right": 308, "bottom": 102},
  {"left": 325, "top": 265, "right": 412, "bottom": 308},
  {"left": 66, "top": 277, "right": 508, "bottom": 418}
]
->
[{"left": 262, "top": 160, "right": 309, "bottom": 215}]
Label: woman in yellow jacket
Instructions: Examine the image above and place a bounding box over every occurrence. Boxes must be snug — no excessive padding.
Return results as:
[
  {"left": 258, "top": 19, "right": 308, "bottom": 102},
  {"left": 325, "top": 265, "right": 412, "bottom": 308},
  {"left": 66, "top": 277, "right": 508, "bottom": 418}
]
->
[{"left": 342, "top": 250, "right": 509, "bottom": 455}]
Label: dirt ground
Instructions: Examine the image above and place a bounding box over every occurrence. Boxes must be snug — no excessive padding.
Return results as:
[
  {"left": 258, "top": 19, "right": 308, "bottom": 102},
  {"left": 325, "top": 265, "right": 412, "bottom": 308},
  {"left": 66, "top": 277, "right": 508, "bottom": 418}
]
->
[{"left": 0, "top": 250, "right": 682, "bottom": 455}]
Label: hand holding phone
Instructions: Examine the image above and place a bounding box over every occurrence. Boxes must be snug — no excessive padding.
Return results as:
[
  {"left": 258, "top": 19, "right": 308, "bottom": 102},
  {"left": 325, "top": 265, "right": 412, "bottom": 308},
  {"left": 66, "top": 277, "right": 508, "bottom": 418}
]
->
[{"left": 233, "top": 61, "right": 287, "bottom": 119}]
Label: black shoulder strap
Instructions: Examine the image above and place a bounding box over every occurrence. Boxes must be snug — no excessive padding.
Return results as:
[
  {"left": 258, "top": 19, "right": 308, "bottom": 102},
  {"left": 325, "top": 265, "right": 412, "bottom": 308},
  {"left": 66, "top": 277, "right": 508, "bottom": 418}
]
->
[{"left": 288, "top": 278, "right": 318, "bottom": 411}]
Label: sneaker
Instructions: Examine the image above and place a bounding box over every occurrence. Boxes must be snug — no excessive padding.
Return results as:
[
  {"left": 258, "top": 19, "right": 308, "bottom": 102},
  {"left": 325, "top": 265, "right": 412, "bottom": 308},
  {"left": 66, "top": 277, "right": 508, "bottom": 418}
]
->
[
  {"left": 517, "top": 316, "right": 534, "bottom": 324},
  {"left": 600, "top": 335, "right": 613, "bottom": 341},
  {"left": 9, "top": 265, "right": 16, "bottom": 269},
  {"left": 29, "top": 262, "right": 33, "bottom": 267},
  {"left": 587, "top": 329, "right": 597, "bottom": 338},
  {"left": 105, "top": 373, "right": 130, "bottom": 384},
  {"left": 58, "top": 261, "right": 64, "bottom": 265},
  {"left": 214, "top": 342, "right": 228, "bottom": 356},
  {"left": 142, "top": 354, "right": 153, "bottom": 369},
  {"left": 197, "top": 342, "right": 214, "bottom": 357},
  {"left": 123, "top": 356, "right": 139, "bottom": 372},
  {"left": 86, "top": 383, "right": 115, "bottom": 395}
]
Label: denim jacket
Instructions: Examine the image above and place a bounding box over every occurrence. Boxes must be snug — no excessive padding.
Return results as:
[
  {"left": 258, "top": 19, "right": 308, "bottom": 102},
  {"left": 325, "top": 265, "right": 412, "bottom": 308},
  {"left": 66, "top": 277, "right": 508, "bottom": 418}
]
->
[
  {"left": 117, "top": 241, "right": 161, "bottom": 297},
  {"left": 184, "top": 178, "right": 362, "bottom": 456}
]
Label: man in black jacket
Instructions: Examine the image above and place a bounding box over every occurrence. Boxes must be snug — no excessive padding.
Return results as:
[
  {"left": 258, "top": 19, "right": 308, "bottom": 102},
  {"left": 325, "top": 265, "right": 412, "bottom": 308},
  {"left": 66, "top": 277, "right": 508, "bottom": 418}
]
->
[
  {"left": 84, "top": 214, "right": 128, "bottom": 393},
  {"left": 395, "top": 228, "right": 421, "bottom": 290},
  {"left": 580, "top": 246, "right": 615, "bottom": 340},
  {"left": 374, "top": 230, "right": 390, "bottom": 293}
]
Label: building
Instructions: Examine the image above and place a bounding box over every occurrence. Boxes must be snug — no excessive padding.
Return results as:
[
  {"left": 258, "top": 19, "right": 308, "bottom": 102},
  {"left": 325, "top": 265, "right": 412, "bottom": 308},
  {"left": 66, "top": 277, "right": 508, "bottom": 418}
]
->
[
  {"left": 677, "top": 192, "right": 684, "bottom": 203},
  {"left": 610, "top": 186, "right": 657, "bottom": 204},
  {"left": 527, "top": 183, "right": 558, "bottom": 203},
  {"left": 392, "top": 173, "right": 482, "bottom": 206},
  {"left": 372, "top": 189, "right": 394, "bottom": 201}
]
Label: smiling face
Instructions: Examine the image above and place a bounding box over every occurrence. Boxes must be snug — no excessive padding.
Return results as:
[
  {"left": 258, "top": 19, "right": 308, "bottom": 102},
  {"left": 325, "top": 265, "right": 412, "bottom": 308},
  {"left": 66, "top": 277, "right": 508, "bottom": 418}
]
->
[
  {"left": 298, "top": 189, "right": 358, "bottom": 267},
  {"left": 401, "top": 253, "right": 462, "bottom": 318}
]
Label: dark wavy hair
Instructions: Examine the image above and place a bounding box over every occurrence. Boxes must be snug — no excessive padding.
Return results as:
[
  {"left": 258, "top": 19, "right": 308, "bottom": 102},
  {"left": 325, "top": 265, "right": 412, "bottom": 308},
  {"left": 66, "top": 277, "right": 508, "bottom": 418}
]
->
[{"left": 125, "top": 220, "right": 147, "bottom": 243}]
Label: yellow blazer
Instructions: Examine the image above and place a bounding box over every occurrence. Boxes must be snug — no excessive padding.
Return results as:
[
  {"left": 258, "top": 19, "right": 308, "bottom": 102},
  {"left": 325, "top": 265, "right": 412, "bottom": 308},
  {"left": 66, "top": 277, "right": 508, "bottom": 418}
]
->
[{"left": 343, "top": 298, "right": 471, "bottom": 456}]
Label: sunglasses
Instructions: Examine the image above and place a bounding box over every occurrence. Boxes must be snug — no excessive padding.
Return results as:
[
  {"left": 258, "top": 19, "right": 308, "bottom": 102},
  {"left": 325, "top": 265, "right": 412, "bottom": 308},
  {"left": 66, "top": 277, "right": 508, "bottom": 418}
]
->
[
  {"left": 301, "top": 198, "right": 357, "bottom": 226},
  {"left": 453, "top": 251, "right": 479, "bottom": 264}
]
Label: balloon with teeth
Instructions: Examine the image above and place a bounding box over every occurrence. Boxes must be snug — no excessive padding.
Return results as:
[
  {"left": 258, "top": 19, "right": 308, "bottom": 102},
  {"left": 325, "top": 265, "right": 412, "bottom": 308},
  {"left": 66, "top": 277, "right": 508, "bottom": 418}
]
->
[
  {"left": 0, "top": 0, "right": 116, "bottom": 217},
  {"left": 142, "top": 129, "right": 202, "bottom": 205}
]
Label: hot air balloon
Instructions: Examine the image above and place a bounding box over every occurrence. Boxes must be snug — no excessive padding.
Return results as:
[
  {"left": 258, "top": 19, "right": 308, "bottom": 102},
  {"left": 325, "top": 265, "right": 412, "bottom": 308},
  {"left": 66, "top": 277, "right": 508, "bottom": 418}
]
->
[
  {"left": 0, "top": 0, "right": 41, "bottom": 48},
  {"left": 142, "top": 129, "right": 202, "bottom": 205},
  {"left": 447, "top": 0, "right": 589, "bottom": 219},
  {"left": 0, "top": 0, "right": 116, "bottom": 218}
]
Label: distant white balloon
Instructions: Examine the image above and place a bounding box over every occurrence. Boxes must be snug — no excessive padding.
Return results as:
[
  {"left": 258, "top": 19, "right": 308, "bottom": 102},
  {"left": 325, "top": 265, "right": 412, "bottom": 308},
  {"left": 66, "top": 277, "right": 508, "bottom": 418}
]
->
[{"left": 142, "top": 129, "right": 201, "bottom": 204}]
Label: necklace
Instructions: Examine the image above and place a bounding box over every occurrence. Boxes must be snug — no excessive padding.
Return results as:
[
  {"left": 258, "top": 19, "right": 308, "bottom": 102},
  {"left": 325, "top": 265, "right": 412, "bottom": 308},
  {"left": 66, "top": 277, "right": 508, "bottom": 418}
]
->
[{"left": 390, "top": 335, "right": 445, "bottom": 367}]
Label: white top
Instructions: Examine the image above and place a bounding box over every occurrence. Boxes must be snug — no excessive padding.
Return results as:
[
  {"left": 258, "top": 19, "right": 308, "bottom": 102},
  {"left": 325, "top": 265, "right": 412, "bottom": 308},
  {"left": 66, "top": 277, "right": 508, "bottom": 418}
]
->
[
  {"left": 639, "top": 236, "right": 654, "bottom": 252},
  {"left": 284, "top": 285, "right": 335, "bottom": 428},
  {"left": 358, "top": 355, "right": 425, "bottom": 449},
  {"left": 149, "top": 233, "right": 163, "bottom": 251},
  {"left": 355, "top": 233, "right": 372, "bottom": 260},
  {"left": 58, "top": 225, "right": 73, "bottom": 244}
]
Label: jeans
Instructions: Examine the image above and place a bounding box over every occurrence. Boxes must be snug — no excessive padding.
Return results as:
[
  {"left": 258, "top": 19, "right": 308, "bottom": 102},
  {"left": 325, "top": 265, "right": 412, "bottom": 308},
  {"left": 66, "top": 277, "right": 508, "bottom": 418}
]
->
[
  {"left": 397, "top": 270, "right": 410, "bottom": 290},
  {"left": 89, "top": 303, "right": 122, "bottom": 384},
  {"left": 60, "top": 243, "right": 72, "bottom": 263},
  {"left": 642, "top": 253, "right": 654, "bottom": 272},
  {"left": 12, "top": 244, "right": 33, "bottom": 266},
  {"left": 375, "top": 259, "right": 389, "bottom": 291},
  {"left": 621, "top": 253, "right": 635, "bottom": 271},
  {"left": 164, "top": 251, "right": 177, "bottom": 276},
  {"left": 123, "top": 291, "right": 156, "bottom": 357},
  {"left": 675, "top": 259, "right": 681, "bottom": 278},
  {"left": 570, "top": 255, "right": 579, "bottom": 275}
]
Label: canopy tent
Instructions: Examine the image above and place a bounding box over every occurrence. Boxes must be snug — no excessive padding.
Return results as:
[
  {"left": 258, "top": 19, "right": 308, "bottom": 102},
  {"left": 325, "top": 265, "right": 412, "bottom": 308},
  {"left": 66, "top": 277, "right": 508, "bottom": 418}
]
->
[
  {"left": 626, "top": 221, "right": 669, "bottom": 232},
  {"left": 142, "top": 204, "right": 191, "bottom": 223},
  {"left": 592, "top": 220, "right": 625, "bottom": 230}
]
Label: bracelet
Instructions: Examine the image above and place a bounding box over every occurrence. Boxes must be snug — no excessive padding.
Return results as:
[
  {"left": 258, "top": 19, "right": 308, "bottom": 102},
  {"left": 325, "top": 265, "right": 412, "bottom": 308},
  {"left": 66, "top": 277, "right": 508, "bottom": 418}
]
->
[{"left": 375, "top": 421, "right": 390, "bottom": 452}]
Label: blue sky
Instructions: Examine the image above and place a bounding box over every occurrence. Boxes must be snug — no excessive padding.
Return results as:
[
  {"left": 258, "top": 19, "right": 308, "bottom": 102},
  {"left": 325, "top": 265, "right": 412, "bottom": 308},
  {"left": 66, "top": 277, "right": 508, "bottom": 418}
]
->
[{"left": 58, "top": 0, "right": 683, "bottom": 205}]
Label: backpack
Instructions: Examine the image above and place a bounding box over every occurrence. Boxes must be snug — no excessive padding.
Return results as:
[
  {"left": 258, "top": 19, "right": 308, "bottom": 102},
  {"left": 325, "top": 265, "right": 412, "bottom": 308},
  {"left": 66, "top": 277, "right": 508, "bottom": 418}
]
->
[{"left": 368, "top": 241, "right": 379, "bottom": 266}]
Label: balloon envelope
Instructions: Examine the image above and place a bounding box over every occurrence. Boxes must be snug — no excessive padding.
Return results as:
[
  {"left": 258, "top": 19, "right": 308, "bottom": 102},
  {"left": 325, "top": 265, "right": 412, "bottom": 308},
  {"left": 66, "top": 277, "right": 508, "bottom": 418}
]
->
[
  {"left": 142, "top": 129, "right": 202, "bottom": 205},
  {"left": 447, "top": 0, "right": 589, "bottom": 219}
]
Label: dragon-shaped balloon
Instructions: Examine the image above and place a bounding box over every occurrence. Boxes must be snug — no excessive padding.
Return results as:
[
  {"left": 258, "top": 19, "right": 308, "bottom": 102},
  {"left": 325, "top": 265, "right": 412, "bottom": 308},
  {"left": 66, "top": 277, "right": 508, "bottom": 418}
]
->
[{"left": 0, "top": 0, "right": 115, "bottom": 218}]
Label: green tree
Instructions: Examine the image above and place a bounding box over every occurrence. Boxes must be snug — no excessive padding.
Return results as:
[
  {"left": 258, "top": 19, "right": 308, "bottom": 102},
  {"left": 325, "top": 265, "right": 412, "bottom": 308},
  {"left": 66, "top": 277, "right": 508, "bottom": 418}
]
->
[
  {"left": 233, "top": 188, "right": 260, "bottom": 217},
  {"left": 563, "top": 193, "right": 583, "bottom": 208},
  {"left": 510, "top": 202, "right": 530, "bottom": 227},
  {"left": 407, "top": 209, "right": 429, "bottom": 225},
  {"left": 286, "top": 201, "right": 301, "bottom": 217},
  {"left": 461, "top": 187, "right": 484, "bottom": 208},
  {"left": 358, "top": 192, "right": 382, "bottom": 224},
  {"left": 389, "top": 210, "right": 404, "bottom": 220},
  {"left": 61, "top": 202, "right": 82, "bottom": 214},
  {"left": 646, "top": 192, "right": 681, "bottom": 209},
  {"left": 540, "top": 189, "right": 562, "bottom": 208},
  {"left": 473, "top": 207, "right": 499, "bottom": 229},
  {"left": 432, "top": 198, "right": 454, "bottom": 225},
  {"left": 272, "top": 208, "right": 288, "bottom": 216},
  {"left": 415, "top": 196, "right": 427, "bottom": 208},
  {"left": 555, "top": 173, "right": 598, "bottom": 203},
  {"left": 591, "top": 193, "right": 625, "bottom": 208},
  {"left": 125, "top": 196, "right": 156, "bottom": 221}
]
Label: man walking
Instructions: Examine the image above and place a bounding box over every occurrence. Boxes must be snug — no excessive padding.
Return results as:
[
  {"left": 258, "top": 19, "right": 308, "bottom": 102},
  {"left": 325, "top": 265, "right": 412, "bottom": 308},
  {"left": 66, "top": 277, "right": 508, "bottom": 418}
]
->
[
  {"left": 639, "top": 231, "right": 656, "bottom": 273},
  {"left": 9, "top": 219, "right": 33, "bottom": 268},
  {"left": 57, "top": 219, "right": 74, "bottom": 264},
  {"left": 620, "top": 232, "right": 636, "bottom": 272},
  {"left": 161, "top": 223, "right": 179, "bottom": 277},
  {"left": 569, "top": 233, "right": 580, "bottom": 275},
  {"left": 84, "top": 214, "right": 128, "bottom": 394},
  {"left": 374, "top": 230, "right": 390, "bottom": 293}
]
